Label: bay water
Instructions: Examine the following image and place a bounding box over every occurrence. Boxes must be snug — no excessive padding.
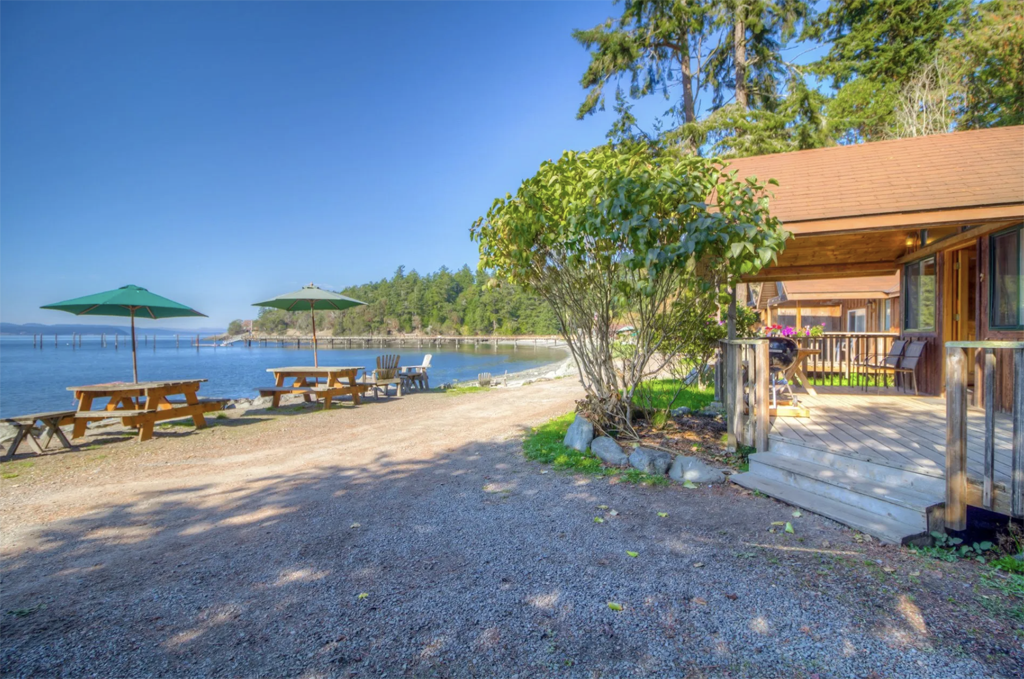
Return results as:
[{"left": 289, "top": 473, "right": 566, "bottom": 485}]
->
[{"left": 0, "top": 336, "right": 566, "bottom": 418}]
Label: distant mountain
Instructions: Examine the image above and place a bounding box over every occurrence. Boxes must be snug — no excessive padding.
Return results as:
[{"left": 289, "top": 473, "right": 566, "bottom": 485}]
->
[{"left": 0, "top": 322, "right": 225, "bottom": 336}]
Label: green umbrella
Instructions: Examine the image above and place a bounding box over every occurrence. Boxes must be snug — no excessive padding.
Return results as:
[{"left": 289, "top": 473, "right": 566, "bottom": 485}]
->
[
  {"left": 41, "top": 284, "right": 206, "bottom": 383},
  {"left": 252, "top": 284, "right": 367, "bottom": 367}
]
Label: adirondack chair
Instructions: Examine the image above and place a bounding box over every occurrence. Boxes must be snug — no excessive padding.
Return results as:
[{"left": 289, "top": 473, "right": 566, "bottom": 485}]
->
[
  {"left": 400, "top": 354, "right": 432, "bottom": 390},
  {"left": 362, "top": 354, "right": 404, "bottom": 398}
]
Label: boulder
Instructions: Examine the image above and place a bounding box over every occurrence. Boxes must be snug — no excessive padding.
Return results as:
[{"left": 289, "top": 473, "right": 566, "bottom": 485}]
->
[
  {"left": 669, "top": 455, "right": 726, "bottom": 484},
  {"left": 252, "top": 396, "right": 275, "bottom": 409},
  {"left": 0, "top": 422, "right": 19, "bottom": 444},
  {"left": 629, "top": 447, "right": 673, "bottom": 476},
  {"left": 670, "top": 406, "right": 691, "bottom": 417},
  {"left": 591, "top": 437, "right": 628, "bottom": 467},
  {"left": 699, "top": 402, "right": 725, "bottom": 417},
  {"left": 562, "top": 414, "right": 594, "bottom": 452}
]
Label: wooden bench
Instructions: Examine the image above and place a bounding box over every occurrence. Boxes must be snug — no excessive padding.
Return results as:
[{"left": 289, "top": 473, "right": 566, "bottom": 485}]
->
[
  {"left": 256, "top": 385, "right": 360, "bottom": 410},
  {"left": 76, "top": 398, "right": 227, "bottom": 442},
  {"left": 3, "top": 411, "right": 78, "bottom": 460}
]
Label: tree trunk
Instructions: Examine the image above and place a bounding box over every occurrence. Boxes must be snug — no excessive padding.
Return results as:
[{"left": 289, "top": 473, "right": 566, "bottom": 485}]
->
[
  {"left": 680, "top": 35, "right": 695, "bottom": 124},
  {"left": 734, "top": 13, "right": 748, "bottom": 109}
]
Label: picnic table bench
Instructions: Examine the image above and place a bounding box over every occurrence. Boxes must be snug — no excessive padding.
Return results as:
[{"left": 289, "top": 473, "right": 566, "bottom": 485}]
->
[
  {"left": 68, "top": 379, "right": 227, "bottom": 443},
  {"left": 3, "top": 411, "right": 78, "bottom": 460},
  {"left": 259, "top": 367, "right": 364, "bottom": 409}
]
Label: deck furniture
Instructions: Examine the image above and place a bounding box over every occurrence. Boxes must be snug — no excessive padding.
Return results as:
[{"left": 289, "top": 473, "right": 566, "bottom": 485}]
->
[
  {"left": 854, "top": 339, "right": 907, "bottom": 390},
  {"left": 359, "top": 355, "right": 405, "bottom": 399},
  {"left": 3, "top": 411, "right": 77, "bottom": 460},
  {"left": 68, "top": 379, "right": 226, "bottom": 443},
  {"left": 785, "top": 348, "right": 820, "bottom": 397},
  {"left": 399, "top": 354, "right": 432, "bottom": 390},
  {"left": 892, "top": 341, "right": 927, "bottom": 395},
  {"left": 260, "top": 367, "right": 363, "bottom": 409}
]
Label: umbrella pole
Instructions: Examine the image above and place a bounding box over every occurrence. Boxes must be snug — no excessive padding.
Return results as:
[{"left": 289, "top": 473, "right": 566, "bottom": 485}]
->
[
  {"left": 310, "top": 304, "right": 318, "bottom": 368},
  {"left": 130, "top": 309, "right": 139, "bottom": 383}
]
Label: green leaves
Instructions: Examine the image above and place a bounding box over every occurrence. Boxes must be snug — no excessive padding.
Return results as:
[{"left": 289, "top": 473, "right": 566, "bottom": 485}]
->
[
  {"left": 626, "top": 551, "right": 639, "bottom": 558},
  {"left": 607, "top": 602, "right": 623, "bottom": 611}
]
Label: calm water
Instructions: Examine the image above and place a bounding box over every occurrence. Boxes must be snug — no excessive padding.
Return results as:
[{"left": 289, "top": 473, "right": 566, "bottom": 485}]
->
[{"left": 0, "top": 336, "right": 566, "bottom": 418}]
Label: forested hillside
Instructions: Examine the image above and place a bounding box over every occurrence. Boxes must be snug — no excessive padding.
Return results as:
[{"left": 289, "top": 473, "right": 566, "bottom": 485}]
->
[{"left": 246, "top": 266, "right": 561, "bottom": 337}]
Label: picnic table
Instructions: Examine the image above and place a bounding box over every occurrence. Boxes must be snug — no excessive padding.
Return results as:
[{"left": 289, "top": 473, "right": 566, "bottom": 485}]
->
[
  {"left": 788, "top": 348, "right": 821, "bottom": 397},
  {"left": 258, "top": 367, "right": 364, "bottom": 409},
  {"left": 68, "top": 379, "right": 226, "bottom": 442},
  {"left": 3, "top": 411, "right": 77, "bottom": 460}
]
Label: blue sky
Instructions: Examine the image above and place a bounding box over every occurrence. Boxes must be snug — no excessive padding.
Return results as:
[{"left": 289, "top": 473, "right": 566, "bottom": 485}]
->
[{"left": 1, "top": 2, "right": 824, "bottom": 329}]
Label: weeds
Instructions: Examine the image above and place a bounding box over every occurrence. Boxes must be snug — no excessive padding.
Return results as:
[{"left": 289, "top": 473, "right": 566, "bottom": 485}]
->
[{"left": 911, "top": 532, "right": 995, "bottom": 563}]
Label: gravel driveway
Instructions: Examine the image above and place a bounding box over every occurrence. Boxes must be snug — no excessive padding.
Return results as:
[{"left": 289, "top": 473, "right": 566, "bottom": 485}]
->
[{"left": 1, "top": 379, "right": 1019, "bottom": 678}]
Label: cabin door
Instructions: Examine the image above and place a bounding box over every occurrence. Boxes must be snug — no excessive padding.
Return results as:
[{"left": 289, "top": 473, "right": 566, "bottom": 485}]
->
[{"left": 950, "top": 247, "right": 978, "bottom": 342}]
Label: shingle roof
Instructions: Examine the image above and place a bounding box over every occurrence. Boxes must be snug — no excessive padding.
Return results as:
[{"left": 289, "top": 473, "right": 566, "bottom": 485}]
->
[{"left": 727, "top": 127, "right": 1024, "bottom": 225}]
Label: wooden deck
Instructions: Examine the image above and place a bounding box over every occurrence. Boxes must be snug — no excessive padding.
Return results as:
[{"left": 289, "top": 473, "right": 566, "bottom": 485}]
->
[{"left": 771, "top": 387, "right": 1014, "bottom": 488}]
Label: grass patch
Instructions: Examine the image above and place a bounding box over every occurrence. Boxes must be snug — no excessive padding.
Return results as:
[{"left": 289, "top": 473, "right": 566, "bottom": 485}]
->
[
  {"left": 215, "top": 412, "right": 228, "bottom": 420},
  {"left": 523, "top": 413, "right": 608, "bottom": 473},
  {"left": 632, "top": 380, "right": 714, "bottom": 412},
  {"left": 441, "top": 385, "right": 491, "bottom": 396},
  {"left": 620, "top": 468, "right": 671, "bottom": 486}
]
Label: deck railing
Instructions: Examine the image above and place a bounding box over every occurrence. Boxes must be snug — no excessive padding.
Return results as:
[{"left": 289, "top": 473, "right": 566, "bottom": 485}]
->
[
  {"left": 716, "top": 339, "right": 770, "bottom": 454},
  {"left": 799, "top": 332, "right": 901, "bottom": 385},
  {"left": 944, "top": 341, "right": 1024, "bottom": 530}
]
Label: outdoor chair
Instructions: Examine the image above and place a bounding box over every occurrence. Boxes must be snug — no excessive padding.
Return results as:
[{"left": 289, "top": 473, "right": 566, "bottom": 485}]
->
[
  {"left": 360, "top": 354, "right": 404, "bottom": 399},
  {"left": 854, "top": 339, "right": 907, "bottom": 390},
  {"left": 893, "top": 341, "right": 927, "bottom": 395},
  {"left": 399, "top": 354, "right": 432, "bottom": 390}
]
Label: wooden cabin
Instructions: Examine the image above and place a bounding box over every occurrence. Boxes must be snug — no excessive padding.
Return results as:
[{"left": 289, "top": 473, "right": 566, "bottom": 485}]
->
[
  {"left": 721, "top": 127, "right": 1023, "bottom": 543},
  {"left": 734, "top": 126, "right": 1023, "bottom": 411},
  {"left": 754, "top": 274, "right": 901, "bottom": 333}
]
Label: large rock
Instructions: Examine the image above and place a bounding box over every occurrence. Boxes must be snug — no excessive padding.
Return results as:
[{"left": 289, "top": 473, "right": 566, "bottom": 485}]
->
[
  {"left": 629, "top": 447, "right": 673, "bottom": 476},
  {"left": 669, "top": 455, "right": 726, "bottom": 484},
  {"left": 563, "top": 414, "right": 594, "bottom": 452},
  {"left": 591, "top": 436, "right": 628, "bottom": 467},
  {"left": 699, "top": 402, "right": 726, "bottom": 418},
  {"left": 0, "top": 422, "right": 19, "bottom": 444},
  {"left": 670, "top": 406, "right": 691, "bottom": 417}
]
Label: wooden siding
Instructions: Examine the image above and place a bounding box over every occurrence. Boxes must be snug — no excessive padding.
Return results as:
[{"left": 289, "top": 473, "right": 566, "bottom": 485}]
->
[{"left": 975, "top": 231, "right": 1023, "bottom": 413}]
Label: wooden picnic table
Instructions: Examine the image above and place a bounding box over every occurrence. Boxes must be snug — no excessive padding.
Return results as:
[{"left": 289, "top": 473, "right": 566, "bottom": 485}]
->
[
  {"left": 3, "top": 411, "right": 77, "bottom": 460},
  {"left": 68, "top": 379, "right": 226, "bottom": 442},
  {"left": 786, "top": 348, "right": 820, "bottom": 397},
  {"left": 259, "top": 367, "right": 364, "bottom": 409}
]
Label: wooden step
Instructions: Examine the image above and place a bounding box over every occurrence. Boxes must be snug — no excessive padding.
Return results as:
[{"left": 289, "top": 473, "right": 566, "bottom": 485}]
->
[
  {"left": 730, "top": 472, "right": 927, "bottom": 545},
  {"left": 749, "top": 453, "right": 940, "bottom": 530}
]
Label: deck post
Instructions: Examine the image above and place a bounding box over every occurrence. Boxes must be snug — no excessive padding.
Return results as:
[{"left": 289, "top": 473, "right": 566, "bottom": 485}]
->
[
  {"left": 725, "top": 342, "right": 742, "bottom": 452},
  {"left": 754, "top": 340, "right": 769, "bottom": 452},
  {"left": 1013, "top": 348, "right": 1024, "bottom": 518},
  {"left": 945, "top": 346, "right": 968, "bottom": 531},
  {"left": 983, "top": 349, "right": 996, "bottom": 509}
]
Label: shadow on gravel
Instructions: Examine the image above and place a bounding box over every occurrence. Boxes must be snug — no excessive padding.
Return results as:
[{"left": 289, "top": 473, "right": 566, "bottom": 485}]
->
[{"left": 1, "top": 437, "right": 1017, "bottom": 678}]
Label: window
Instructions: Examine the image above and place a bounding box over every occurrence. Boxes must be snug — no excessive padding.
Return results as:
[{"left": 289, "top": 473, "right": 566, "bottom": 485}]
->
[
  {"left": 847, "top": 309, "right": 866, "bottom": 332},
  {"left": 990, "top": 224, "right": 1023, "bottom": 330},
  {"left": 883, "top": 299, "right": 892, "bottom": 332},
  {"left": 904, "top": 256, "right": 936, "bottom": 332}
]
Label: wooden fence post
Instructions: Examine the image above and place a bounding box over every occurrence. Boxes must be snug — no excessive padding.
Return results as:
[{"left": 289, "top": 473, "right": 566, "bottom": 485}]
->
[
  {"left": 1013, "top": 348, "right": 1024, "bottom": 518},
  {"left": 945, "top": 347, "right": 968, "bottom": 531},
  {"left": 983, "top": 349, "right": 996, "bottom": 509},
  {"left": 755, "top": 341, "right": 769, "bottom": 452}
]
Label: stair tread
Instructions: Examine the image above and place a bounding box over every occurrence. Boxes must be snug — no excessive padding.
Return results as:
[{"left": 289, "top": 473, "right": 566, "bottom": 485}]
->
[
  {"left": 751, "top": 452, "right": 943, "bottom": 510},
  {"left": 730, "top": 472, "right": 925, "bottom": 544}
]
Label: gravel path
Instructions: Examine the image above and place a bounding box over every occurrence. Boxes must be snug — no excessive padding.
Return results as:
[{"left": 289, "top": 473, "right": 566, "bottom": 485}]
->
[{"left": 1, "top": 379, "right": 1019, "bottom": 678}]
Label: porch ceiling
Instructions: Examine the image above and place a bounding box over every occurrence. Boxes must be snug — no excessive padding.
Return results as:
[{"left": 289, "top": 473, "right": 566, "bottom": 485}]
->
[{"left": 746, "top": 230, "right": 910, "bottom": 282}]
